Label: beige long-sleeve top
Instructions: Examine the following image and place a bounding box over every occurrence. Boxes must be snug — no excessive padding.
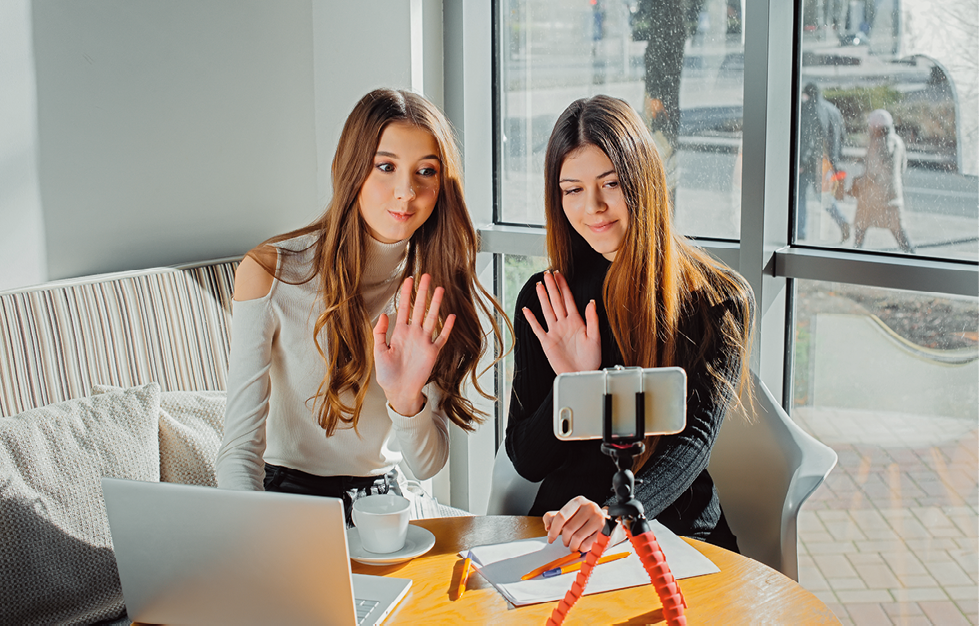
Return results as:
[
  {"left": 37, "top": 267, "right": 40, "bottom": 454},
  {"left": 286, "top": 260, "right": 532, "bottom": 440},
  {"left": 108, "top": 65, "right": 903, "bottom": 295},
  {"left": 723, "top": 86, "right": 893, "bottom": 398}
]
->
[{"left": 215, "top": 232, "right": 450, "bottom": 491}]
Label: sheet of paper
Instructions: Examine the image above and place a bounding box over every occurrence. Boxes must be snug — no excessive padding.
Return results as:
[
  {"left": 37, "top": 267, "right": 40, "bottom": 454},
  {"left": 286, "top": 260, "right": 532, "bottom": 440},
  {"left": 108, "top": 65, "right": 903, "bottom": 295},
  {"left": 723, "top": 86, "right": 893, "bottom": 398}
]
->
[{"left": 462, "top": 520, "right": 719, "bottom": 606}]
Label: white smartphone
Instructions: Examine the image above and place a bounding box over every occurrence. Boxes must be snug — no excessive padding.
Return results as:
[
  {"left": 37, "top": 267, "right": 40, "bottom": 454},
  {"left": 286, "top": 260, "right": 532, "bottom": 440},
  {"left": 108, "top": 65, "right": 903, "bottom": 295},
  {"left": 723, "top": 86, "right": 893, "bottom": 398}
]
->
[{"left": 553, "top": 366, "right": 687, "bottom": 440}]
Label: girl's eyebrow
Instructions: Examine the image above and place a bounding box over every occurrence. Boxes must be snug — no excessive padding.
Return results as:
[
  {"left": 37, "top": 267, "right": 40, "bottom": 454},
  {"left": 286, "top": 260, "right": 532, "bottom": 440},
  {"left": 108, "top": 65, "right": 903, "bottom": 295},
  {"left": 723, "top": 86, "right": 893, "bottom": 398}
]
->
[
  {"left": 375, "top": 151, "right": 441, "bottom": 161},
  {"left": 559, "top": 169, "right": 616, "bottom": 183}
]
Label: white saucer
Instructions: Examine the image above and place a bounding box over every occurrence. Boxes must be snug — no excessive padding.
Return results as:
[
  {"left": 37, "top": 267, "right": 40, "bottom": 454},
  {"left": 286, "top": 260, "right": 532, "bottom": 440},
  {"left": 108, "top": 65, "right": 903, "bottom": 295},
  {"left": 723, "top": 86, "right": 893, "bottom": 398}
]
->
[{"left": 347, "top": 525, "right": 436, "bottom": 566}]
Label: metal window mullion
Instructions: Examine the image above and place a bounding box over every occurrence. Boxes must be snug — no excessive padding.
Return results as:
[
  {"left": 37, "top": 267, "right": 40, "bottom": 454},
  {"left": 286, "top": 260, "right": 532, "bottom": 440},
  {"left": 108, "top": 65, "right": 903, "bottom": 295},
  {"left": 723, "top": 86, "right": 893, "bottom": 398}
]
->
[
  {"left": 444, "top": 0, "right": 496, "bottom": 515},
  {"left": 740, "top": 0, "right": 796, "bottom": 400},
  {"left": 776, "top": 248, "right": 979, "bottom": 298}
]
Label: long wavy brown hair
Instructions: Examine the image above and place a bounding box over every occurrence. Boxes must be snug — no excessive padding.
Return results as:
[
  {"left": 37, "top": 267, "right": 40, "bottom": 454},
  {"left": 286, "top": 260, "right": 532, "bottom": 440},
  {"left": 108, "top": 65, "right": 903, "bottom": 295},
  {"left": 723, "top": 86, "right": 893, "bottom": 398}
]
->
[
  {"left": 250, "top": 88, "right": 508, "bottom": 435},
  {"left": 543, "top": 95, "right": 754, "bottom": 469}
]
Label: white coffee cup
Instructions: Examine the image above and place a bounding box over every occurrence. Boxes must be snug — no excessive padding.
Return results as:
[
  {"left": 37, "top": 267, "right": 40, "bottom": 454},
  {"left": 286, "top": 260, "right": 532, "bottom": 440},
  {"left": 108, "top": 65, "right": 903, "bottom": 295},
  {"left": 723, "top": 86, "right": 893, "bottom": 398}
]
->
[{"left": 351, "top": 494, "right": 411, "bottom": 554}]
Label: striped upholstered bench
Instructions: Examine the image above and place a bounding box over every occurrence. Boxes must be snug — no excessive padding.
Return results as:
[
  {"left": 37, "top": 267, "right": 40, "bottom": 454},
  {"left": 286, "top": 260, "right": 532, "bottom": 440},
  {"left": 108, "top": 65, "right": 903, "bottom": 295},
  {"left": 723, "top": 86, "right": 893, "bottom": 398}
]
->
[
  {"left": 0, "top": 259, "right": 238, "bottom": 416},
  {"left": 0, "top": 259, "right": 237, "bottom": 625}
]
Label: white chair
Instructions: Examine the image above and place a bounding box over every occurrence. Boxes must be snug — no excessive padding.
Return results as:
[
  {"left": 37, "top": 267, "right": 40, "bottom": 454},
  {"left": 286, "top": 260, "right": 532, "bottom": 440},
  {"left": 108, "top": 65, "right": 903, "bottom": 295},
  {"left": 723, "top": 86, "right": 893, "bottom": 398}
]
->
[
  {"left": 709, "top": 372, "right": 838, "bottom": 581},
  {"left": 485, "top": 439, "right": 542, "bottom": 515}
]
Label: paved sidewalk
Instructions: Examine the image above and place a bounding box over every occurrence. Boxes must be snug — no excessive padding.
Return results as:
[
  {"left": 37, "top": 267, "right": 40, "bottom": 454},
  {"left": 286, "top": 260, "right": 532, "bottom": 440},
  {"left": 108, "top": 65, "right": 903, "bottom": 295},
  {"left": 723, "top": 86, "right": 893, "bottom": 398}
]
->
[{"left": 794, "top": 407, "right": 978, "bottom": 625}]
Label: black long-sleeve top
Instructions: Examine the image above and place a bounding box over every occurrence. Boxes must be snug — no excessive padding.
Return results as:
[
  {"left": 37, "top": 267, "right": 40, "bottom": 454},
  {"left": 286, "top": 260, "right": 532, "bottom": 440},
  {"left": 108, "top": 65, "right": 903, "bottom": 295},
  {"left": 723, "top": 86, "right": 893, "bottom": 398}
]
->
[{"left": 505, "top": 256, "right": 751, "bottom": 550}]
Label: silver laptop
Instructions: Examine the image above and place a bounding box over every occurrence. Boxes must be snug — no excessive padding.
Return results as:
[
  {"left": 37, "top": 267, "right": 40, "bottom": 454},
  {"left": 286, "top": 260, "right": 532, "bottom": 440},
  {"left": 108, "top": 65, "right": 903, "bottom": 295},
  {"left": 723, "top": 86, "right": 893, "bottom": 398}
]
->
[{"left": 102, "top": 478, "right": 411, "bottom": 625}]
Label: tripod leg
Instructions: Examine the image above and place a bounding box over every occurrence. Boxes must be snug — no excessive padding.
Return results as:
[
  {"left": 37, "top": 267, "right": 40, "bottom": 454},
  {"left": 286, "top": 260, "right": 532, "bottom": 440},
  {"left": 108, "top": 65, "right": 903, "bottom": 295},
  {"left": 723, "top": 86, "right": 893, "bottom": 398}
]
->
[
  {"left": 546, "top": 520, "right": 613, "bottom": 626},
  {"left": 626, "top": 524, "right": 687, "bottom": 626}
]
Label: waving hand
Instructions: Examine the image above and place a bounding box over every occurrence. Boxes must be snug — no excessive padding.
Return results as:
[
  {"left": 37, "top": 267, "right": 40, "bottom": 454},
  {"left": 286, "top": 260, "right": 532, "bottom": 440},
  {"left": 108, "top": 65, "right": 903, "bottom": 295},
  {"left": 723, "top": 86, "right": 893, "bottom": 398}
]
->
[
  {"left": 522, "top": 270, "right": 601, "bottom": 375},
  {"left": 373, "top": 274, "right": 455, "bottom": 416}
]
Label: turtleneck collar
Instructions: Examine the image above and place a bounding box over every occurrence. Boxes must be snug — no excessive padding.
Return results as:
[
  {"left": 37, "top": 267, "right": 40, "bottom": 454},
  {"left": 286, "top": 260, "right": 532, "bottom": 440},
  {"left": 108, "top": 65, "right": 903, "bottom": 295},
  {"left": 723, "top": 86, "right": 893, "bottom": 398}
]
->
[{"left": 362, "top": 236, "right": 409, "bottom": 288}]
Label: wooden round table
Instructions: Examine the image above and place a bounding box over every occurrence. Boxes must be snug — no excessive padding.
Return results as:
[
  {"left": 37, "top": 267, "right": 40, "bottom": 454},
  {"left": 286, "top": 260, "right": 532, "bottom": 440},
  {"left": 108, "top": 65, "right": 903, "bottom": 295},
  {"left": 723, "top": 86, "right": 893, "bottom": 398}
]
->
[{"left": 351, "top": 516, "right": 841, "bottom": 624}]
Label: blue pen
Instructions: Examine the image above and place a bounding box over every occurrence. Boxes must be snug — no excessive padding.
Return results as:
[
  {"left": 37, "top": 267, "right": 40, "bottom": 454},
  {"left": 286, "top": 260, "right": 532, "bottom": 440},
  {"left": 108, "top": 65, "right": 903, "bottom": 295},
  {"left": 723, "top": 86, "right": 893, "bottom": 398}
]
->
[
  {"left": 521, "top": 551, "right": 586, "bottom": 580},
  {"left": 541, "top": 551, "right": 631, "bottom": 578}
]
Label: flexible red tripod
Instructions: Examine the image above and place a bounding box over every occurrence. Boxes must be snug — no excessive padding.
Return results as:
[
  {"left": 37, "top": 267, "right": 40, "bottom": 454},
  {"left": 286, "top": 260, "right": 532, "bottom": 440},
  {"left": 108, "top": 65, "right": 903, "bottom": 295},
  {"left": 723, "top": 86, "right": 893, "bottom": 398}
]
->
[{"left": 547, "top": 373, "right": 687, "bottom": 626}]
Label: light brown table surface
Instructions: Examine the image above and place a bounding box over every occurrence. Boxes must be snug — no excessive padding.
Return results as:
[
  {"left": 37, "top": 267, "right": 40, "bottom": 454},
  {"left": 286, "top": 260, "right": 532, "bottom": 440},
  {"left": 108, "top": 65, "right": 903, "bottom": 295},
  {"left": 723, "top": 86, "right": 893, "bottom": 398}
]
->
[{"left": 353, "top": 515, "right": 842, "bottom": 625}]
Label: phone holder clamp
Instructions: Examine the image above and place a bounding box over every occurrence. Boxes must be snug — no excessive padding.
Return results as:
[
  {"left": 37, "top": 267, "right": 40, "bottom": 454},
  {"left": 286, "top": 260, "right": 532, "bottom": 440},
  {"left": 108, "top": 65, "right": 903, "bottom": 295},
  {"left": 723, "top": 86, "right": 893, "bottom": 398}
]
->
[{"left": 547, "top": 367, "right": 687, "bottom": 626}]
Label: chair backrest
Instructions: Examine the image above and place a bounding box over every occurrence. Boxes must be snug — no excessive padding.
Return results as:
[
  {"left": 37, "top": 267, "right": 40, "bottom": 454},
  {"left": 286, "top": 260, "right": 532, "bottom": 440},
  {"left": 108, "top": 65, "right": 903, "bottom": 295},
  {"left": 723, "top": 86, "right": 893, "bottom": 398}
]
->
[
  {"left": 485, "top": 439, "right": 542, "bottom": 516},
  {"left": 709, "top": 372, "right": 837, "bottom": 580}
]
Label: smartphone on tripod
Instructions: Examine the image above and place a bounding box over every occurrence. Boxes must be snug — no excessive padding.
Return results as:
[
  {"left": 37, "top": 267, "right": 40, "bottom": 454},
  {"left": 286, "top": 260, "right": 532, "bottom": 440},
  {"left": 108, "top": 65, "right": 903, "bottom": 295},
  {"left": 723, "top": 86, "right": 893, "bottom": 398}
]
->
[{"left": 552, "top": 366, "right": 686, "bottom": 440}]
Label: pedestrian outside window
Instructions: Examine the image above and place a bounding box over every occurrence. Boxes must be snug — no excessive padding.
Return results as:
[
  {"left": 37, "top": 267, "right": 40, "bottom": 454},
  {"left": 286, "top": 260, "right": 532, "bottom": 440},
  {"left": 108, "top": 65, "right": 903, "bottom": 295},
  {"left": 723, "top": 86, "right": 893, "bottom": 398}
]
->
[{"left": 794, "top": 1, "right": 978, "bottom": 260}]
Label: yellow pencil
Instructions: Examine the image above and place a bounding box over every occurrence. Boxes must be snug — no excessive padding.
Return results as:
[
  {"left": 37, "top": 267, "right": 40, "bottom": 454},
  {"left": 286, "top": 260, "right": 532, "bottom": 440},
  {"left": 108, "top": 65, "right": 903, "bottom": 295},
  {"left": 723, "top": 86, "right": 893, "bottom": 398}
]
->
[
  {"left": 455, "top": 550, "right": 473, "bottom": 599},
  {"left": 541, "top": 551, "right": 630, "bottom": 578},
  {"left": 521, "top": 550, "right": 586, "bottom": 581}
]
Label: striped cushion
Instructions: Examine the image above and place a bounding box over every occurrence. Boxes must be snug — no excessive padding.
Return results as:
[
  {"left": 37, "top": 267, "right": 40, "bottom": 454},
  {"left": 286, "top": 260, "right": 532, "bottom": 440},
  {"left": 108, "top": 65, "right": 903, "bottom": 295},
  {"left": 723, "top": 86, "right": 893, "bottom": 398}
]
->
[{"left": 0, "top": 261, "right": 237, "bottom": 418}]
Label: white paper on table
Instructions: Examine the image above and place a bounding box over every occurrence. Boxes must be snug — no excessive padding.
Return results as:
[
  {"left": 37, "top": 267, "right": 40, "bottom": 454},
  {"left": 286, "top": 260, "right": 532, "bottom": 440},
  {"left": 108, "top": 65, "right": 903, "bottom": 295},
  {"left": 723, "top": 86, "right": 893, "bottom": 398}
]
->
[{"left": 460, "top": 519, "right": 719, "bottom": 606}]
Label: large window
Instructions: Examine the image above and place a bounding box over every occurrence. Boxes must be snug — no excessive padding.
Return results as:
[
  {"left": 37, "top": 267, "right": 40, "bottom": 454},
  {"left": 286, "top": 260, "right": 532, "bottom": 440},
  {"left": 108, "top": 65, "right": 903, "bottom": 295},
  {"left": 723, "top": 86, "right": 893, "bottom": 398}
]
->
[
  {"left": 499, "top": 0, "right": 745, "bottom": 239},
  {"left": 795, "top": 1, "right": 978, "bottom": 260},
  {"left": 475, "top": 0, "right": 979, "bottom": 623},
  {"left": 792, "top": 282, "right": 977, "bottom": 620}
]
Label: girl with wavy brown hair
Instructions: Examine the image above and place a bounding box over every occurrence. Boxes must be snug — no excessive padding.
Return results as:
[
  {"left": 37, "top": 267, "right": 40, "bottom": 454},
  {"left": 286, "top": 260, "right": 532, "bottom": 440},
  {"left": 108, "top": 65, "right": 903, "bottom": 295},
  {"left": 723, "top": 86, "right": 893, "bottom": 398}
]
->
[
  {"left": 216, "top": 89, "right": 506, "bottom": 520},
  {"left": 506, "top": 95, "right": 753, "bottom": 553}
]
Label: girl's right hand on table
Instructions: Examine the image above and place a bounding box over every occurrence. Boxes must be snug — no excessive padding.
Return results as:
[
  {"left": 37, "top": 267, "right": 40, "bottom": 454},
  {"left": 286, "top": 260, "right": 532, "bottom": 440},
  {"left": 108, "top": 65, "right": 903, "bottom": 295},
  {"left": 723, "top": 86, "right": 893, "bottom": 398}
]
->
[
  {"left": 522, "top": 270, "right": 601, "bottom": 375},
  {"left": 543, "top": 495, "right": 608, "bottom": 553}
]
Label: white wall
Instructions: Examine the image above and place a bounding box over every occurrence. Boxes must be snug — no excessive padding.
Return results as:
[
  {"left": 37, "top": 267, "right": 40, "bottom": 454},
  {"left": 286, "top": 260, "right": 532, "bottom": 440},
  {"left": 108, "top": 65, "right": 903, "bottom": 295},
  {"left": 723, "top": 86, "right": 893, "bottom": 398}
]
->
[
  {"left": 0, "top": 0, "right": 46, "bottom": 290},
  {"left": 4, "top": 0, "right": 415, "bottom": 286},
  {"left": 311, "top": 1, "right": 412, "bottom": 208}
]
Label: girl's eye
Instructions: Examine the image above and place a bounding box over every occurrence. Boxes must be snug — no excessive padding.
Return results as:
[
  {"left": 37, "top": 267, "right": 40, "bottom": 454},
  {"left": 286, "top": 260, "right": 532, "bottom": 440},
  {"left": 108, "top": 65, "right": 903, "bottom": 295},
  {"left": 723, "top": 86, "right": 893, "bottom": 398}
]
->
[
  {"left": 562, "top": 187, "right": 581, "bottom": 196},
  {"left": 604, "top": 180, "right": 619, "bottom": 189},
  {"left": 417, "top": 166, "right": 438, "bottom": 178},
  {"left": 376, "top": 162, "right": 394, "bottom": 173}
]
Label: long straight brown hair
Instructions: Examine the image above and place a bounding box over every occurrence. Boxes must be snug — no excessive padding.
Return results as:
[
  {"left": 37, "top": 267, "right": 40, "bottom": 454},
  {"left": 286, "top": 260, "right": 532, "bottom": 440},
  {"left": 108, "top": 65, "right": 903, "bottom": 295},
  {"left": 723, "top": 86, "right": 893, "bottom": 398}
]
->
[
  {"left": 543, "top": 95, "right": 753, "bottom": 468},
  {"left": 251, "top": 88, "right": 507, "bottom": 435}
]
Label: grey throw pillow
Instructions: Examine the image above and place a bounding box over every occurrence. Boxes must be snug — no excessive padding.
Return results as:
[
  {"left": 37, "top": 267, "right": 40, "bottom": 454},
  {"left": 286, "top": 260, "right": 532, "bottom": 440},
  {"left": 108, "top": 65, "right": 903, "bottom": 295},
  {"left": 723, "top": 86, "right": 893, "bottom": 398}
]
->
[{"left": 0, "top": 383, "right": 161, "bottom": 625}]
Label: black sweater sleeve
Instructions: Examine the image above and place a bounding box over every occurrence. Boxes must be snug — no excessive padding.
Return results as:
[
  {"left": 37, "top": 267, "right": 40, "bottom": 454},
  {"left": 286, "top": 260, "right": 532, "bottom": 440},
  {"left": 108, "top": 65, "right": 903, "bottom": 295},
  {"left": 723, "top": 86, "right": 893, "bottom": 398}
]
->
[{"left": 622, "top": 288, "right": 754, "bottom": 521}]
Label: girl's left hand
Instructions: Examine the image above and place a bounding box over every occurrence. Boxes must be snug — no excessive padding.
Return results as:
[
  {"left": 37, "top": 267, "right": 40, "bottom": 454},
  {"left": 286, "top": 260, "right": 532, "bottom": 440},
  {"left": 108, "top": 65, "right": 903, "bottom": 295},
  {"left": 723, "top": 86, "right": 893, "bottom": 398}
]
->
[
  {"left": 373, "top": 274, "right": 455, "bottom": 416},
  {"left": 522, "top": 270, "right": 601, "bottom": 375},
  {"left": 543, "top": 496, "right": 609, "bottom": 553}
]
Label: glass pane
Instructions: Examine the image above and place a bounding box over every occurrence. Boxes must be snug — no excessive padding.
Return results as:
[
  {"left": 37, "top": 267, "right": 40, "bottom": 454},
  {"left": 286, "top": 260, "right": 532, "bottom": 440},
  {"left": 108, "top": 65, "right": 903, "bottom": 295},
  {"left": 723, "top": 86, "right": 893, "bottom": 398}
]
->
[
  {"left": 498, "top": 0, "right": 745, "bottom": 239},
  {"left": 792, "top": 279, "right": 979, "bottom": 621},
  {"left": 796, "top": 2, "right": 979, "bottom": 261},
  {"left": 500, "top": 254, "right": 549, "bottom": 420}
]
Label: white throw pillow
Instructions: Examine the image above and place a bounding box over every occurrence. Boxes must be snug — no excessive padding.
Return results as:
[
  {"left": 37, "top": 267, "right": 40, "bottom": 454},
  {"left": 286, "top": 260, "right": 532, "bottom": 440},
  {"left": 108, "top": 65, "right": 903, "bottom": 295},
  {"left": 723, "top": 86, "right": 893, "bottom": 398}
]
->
[
  {"left": 93, "top": 385, "right": 225, "bottom": 486},
  {"left": 158, "top": 390, "right": 225, "bottom": 486},
  {"left": 0, "top": 383, "right": 161, "bottom": 626}
]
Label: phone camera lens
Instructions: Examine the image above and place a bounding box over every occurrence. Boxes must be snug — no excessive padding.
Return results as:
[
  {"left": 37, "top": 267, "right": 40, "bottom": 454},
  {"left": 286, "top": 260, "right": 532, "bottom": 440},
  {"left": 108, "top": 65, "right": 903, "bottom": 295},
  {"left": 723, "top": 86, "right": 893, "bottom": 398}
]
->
[{"left": 559, "top": 407, "right": 572, "bottom": 436}]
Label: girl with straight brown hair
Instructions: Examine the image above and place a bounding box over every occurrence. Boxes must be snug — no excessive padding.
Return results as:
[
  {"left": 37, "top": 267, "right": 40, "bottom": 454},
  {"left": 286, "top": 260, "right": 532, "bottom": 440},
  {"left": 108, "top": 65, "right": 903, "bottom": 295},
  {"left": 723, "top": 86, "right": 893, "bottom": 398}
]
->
[
  {"left": 506, "top": 95, "right": 753, "bottom": 553},
  {"left": 216, "top": 88, "right": 506, "bottom": 520}
]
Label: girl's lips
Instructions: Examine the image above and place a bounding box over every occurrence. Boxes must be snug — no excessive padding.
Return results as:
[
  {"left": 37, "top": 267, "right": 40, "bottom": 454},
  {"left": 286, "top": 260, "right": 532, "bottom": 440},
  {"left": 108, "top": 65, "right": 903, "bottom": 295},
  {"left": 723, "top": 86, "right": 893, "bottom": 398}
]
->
[
  {"left": 589, "top": 221, "right": 616, "bottom": 233},
  {"left": 388, "top": 211, "right": 414, "bottom": 222}
]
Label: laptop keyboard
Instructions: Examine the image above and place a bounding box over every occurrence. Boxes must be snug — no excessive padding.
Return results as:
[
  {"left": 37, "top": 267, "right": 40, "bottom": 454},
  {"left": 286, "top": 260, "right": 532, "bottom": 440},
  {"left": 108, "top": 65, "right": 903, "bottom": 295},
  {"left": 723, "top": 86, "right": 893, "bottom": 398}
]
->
[{"left": 354, "top": 598, "right": 380, "bottom": 624}]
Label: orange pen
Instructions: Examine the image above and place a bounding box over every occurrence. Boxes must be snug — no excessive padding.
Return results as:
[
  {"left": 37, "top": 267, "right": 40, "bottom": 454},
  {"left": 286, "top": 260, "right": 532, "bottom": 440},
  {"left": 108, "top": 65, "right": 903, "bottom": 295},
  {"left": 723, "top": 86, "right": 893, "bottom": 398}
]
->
[
  {"left": 521, "top": 550, "right": 586, "bottom": 581},
  {"left": 541, "top": 551, "right": 630, "bottom": 578},
  {"left": 455, "top": 550, "right": 473, "bottom": 599}
]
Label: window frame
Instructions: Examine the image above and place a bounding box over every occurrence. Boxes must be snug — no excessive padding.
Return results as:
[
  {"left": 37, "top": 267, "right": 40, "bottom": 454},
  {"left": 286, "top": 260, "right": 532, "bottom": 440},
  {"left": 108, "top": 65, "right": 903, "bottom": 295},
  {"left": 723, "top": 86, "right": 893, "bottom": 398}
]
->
[{"left": 442, "top": 0, "right": 979, "bottom": 512}]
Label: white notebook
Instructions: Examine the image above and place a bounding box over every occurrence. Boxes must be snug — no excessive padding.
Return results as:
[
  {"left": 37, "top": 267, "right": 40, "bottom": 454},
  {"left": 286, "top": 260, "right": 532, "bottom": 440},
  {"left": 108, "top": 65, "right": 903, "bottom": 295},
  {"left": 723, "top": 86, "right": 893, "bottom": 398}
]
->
[{"left": 460, "top": 520, "right": 718, "bottom": 606}]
